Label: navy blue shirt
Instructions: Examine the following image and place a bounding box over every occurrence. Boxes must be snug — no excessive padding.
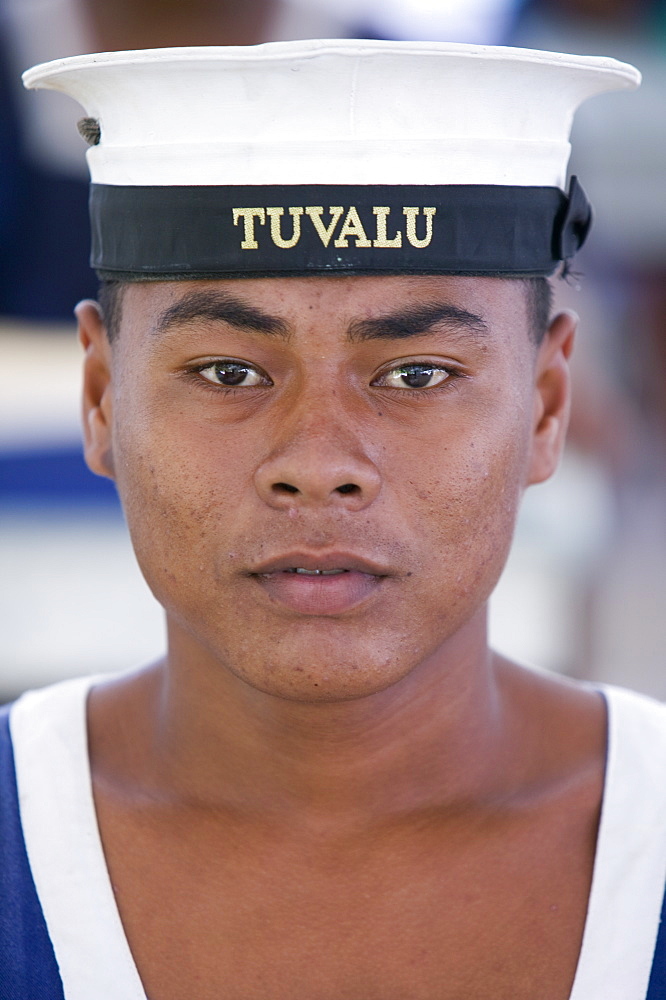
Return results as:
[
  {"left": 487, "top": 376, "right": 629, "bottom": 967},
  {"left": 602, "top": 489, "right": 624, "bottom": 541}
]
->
[{"left": 0, "top": 709, "right": 65, "bottom": 999}]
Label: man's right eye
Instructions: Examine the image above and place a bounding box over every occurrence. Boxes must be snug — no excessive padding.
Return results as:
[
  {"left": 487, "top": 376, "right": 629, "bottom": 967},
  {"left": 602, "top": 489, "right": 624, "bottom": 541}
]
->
[{"left": 194, "top": 361, "right": 270, "bottom": 387}]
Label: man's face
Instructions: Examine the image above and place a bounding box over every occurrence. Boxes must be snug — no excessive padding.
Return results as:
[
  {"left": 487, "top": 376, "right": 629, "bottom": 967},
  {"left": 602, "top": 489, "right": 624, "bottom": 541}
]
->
[{"left": 83, "top": 275, "right": 568, "bottom": 702}]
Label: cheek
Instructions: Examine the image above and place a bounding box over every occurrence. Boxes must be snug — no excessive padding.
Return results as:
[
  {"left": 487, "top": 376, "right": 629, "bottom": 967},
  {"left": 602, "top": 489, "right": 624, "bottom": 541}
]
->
[
  {"left": 111, "top": 402, "right": 257, "bottom": 607},
  {"left": 395, "top": 405, "right": 532, "bottom": 602}
]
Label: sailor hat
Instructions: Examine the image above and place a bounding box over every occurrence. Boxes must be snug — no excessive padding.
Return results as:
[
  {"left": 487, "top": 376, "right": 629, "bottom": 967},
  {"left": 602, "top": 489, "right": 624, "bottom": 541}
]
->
[{"left": 22, "top": 39, "right": 640, "bottom": 280}]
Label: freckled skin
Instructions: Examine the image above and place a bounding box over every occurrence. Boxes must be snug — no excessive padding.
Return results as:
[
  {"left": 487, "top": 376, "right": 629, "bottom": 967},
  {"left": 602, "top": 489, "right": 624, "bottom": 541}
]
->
[{"left": 87, "top": 275, "right": 545, "bottom": 702}]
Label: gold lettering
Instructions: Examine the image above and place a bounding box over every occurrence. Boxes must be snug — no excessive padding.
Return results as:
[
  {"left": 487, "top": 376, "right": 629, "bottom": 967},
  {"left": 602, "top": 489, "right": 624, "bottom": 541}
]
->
[
  {"left": 232, "top": 207, "right": 266, "bottom": 250},
  {"left": 372, "top": 207, "right": 402, "bottom": 248},
  {"left": 266, "top": 207, "right": 303, "bottom": 249},
  {"left": 403, "top": 207, "right": 436, "bottom": 249},
  {"left": 334, "top": 206, "right": 372, "bottom": 248},
  {"left": 305, "top": 206, "right": 344, "bottom": 247}
]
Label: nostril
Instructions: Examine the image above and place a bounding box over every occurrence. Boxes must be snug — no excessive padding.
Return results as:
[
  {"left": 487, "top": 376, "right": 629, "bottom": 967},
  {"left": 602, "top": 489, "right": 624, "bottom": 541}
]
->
[
  {"left": 336, "top": 483, "right": 360, "bottom": 495},
  {"left": 273, "top": 482, "right": 300, "bottom": 494}
]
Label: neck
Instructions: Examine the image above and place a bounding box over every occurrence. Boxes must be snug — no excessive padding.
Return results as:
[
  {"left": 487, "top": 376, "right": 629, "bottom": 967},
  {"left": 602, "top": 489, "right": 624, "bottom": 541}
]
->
[{"left": 96, "top": 610, "right": 522, "bottom": 827}]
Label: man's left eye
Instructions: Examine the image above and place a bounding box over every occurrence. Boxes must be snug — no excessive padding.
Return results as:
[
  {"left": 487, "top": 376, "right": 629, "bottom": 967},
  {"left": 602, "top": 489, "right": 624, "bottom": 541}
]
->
[
  {"left": 375, "top": 364, "right": 452, "bottom": 390},
  {"left": 197, "top": 361, "right": 268, "bottom": 387}
]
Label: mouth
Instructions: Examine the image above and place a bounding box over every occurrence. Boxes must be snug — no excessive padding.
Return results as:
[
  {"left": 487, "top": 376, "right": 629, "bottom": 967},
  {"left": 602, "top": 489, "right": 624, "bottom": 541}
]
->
[
  {"left": 247, "top": 553, "right": 392, "bottom": 615},
  {"left": 284, "top": 567, "right": 349, "bottom": 576}
]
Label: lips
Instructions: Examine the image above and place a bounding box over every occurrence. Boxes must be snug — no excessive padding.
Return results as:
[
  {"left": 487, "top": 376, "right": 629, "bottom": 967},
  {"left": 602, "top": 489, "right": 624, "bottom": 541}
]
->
[{"left": 247, "top": 552, "right": 391, "bottom": 615}]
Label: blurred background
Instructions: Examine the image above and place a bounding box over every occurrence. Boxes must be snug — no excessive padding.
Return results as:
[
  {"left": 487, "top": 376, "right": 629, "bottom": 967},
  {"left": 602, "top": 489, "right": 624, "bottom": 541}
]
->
[{"left": 1, "top": 0, "right": 665, "bottom": 703}]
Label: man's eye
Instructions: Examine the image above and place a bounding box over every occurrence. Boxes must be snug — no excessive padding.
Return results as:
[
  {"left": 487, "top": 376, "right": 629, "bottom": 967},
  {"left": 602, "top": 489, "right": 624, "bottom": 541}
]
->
[
  {"left": 196, "top": 361, "right": 269, "bottom": 387},
  {"left": 377, "top": 364, "right": 452, "bottom": 390}
]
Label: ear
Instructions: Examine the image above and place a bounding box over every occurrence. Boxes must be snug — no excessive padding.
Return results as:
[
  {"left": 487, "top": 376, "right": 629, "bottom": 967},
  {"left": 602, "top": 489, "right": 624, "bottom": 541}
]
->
[
  {"left": 76, "top": 299, "right": 116, "bottom": 480},
  {"left": 526, "top": 310, "right": 577, "bottom": 486}
]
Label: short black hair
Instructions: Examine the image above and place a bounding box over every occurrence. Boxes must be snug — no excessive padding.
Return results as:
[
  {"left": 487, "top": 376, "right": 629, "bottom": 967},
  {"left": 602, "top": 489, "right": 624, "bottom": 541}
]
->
[
  {"left": 97, "top": 275, "right": 553, "bottom": 346},
  {"left": 97, "top": 279, "right": 126, "bottom": 345},
  {"left": 524, "top": 275, "right": 553, "bottom": 345}
]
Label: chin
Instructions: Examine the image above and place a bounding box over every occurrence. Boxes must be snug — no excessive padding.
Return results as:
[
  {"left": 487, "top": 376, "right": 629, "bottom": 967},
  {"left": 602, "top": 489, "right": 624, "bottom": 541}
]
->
[{"left": 225, "top": 645, "right": 414, "bottom": 705}]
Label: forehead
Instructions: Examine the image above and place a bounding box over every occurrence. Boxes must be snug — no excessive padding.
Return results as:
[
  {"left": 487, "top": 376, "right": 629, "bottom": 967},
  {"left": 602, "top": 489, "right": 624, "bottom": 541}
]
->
[{"left": 119, "top": 274, "right": 531, "bottom": 340}]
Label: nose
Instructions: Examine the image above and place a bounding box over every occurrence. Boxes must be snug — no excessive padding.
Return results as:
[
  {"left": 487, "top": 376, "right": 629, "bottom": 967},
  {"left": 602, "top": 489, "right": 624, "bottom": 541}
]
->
[{"left": 254, "top": 420, "right": 381, "bottom": 511}]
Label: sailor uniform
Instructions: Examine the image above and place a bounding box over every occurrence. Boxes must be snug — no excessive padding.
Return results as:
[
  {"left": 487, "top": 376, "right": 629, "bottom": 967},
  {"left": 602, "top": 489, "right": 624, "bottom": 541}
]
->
[{"left": 2, "top": 676, "right": 666, "bottom": 1000}]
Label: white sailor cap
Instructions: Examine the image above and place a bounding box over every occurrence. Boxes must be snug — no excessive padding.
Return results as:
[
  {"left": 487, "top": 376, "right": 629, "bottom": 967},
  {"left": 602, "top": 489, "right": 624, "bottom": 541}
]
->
[{"left": 22, "top": 39, "right": 640, "bottom": 280}]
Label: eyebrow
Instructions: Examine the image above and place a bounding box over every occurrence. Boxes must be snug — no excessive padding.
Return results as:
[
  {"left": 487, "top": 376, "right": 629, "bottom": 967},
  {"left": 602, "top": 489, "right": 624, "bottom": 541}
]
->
[
  {"left": 347, "top": 302, "right": 488, "bottom": 343},
  {"left": 153, "top": 290, "right": 291, "bottom": 339},
  {"left": 152, "top": 289, "right": 488, "bottom": 345}
]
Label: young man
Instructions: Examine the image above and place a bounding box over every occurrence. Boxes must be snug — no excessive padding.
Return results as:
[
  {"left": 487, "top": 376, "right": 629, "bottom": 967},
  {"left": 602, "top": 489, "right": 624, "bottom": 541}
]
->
[{"left": 3, "top": 40, "right": 663, "bottom": 1000}]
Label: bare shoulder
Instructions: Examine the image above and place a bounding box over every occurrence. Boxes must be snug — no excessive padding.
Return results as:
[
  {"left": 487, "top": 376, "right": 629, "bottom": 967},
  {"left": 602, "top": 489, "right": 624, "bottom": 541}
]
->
[
  {"left": 498, "top": 652, "right": 607, "bottom": 720},
  {"left": 87, "top": 662, "right": 165, "bottom": 786},
  {"left": 496, "top": 653, "right": 608, "bottom": 796}
]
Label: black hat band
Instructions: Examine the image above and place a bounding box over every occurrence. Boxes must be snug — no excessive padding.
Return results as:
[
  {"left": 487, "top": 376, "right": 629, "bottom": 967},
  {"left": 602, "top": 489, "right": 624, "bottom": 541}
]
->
[{"left": 90, "top": 178, "right": 591, "bottom": 280}]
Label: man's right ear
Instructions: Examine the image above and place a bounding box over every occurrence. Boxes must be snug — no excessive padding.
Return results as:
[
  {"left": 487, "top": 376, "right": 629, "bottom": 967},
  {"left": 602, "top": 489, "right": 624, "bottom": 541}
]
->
[{"left": 75, "top": 300, "right": 116, "bottom": 480}]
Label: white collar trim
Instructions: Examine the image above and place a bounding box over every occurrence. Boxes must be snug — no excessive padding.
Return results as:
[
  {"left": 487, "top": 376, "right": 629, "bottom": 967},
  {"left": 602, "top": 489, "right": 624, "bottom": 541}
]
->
[{"left": 11, "top": 676, "right": 146, "bottom": 1000}]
